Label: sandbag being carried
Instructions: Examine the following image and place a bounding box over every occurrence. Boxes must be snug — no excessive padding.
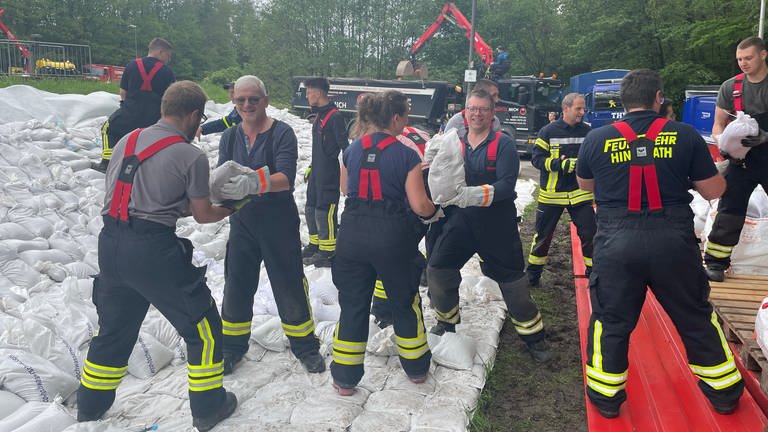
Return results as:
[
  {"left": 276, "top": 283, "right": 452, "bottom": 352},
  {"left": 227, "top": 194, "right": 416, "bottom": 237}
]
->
[
  {"left": 718, "top": 111, "right": 758, "bottom": 160},
  {"left": 426, "top": 129, "right": 465, "bottom": 204},
  {"left": 209, "top": 160, "right": 253, "bottom": 204}
]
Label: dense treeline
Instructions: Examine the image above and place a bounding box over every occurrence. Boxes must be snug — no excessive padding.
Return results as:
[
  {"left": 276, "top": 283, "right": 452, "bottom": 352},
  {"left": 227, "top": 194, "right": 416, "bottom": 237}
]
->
[{"left": 1, "top": 0, "right": 762, "bottom": 104}]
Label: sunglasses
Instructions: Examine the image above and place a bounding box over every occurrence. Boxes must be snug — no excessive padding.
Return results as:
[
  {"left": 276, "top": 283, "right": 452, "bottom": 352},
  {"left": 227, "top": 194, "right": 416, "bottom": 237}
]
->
[{"left": 235, "top": 96, "right": 263, "bottom": 106}]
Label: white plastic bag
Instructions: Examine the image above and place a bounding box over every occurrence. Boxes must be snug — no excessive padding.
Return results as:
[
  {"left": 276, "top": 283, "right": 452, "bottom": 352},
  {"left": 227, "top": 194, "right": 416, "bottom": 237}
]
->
[
  {"left": 11, "top": 400, "right": 77, "bottom": 432},
  {"left": 250, "top": 316, "right": 289, "bottom": 352},
  {"left": 127, "top": 332, "right": 174, "bottom": 379},
  {"left": 718, "top": 111, "right": 758, "bottom": 160},
  {"left": 0, "top": 349, "right": 80, "bottom": 402},
  {"left": 0, "top": 390, "right": 26, "bottom": 420},
  {"left": 756, "top": 297, "right": 768, "bottom": 360},
  {"left": 427, "top": 331, "right": 476, "bottom": 370},
  {"left": 427, "top": 129, "right": 465, "bottom": 204},
  {"left": 209, "top": 160, "right": 253, "bottom": 204}
]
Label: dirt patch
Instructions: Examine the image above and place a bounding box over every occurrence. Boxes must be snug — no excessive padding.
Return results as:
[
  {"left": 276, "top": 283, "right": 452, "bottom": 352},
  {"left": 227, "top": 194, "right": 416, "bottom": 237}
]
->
[{"left": 471, "top": 211, "right": 588, "bottom": 432}]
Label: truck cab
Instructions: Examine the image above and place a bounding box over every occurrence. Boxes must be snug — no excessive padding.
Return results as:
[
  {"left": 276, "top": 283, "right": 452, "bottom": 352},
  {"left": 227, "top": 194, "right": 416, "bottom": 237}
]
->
[
  {"left": 495, "top": 76, "right": 564, "bottom": 155},
  {"left": 570, "top": 69, "right": 629, "bottom": 128}
]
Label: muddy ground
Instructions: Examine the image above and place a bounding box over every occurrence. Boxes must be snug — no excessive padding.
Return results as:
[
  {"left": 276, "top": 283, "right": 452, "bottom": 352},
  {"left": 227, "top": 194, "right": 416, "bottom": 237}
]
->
[{"left": 470, "top": 178, "right": 588, "bottom": 431}]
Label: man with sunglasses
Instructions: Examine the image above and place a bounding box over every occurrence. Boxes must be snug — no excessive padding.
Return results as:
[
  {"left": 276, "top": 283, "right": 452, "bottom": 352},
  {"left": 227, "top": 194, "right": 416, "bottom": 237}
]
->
[{"left": 215, "top": 75, "right": 325, "bottom": 376}]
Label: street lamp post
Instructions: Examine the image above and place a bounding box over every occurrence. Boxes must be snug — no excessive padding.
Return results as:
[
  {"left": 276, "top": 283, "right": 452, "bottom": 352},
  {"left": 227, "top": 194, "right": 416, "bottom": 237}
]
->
[{"left": 128, "top": 24, "right": 137, "bottom": 58}]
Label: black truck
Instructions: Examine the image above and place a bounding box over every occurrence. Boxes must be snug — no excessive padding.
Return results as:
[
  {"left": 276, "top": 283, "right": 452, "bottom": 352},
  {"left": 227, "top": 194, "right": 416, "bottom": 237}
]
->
[
  {"left": 291, "top": 75, "right": 563, "bottom": 155},
  {"left": 290, "top": 76, "right": 464, "bottom": 134}
]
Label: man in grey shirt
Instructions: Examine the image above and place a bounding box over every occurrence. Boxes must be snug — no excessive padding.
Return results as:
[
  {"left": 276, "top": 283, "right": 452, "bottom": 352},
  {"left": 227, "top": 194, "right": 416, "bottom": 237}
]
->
[{"left": 79, "top": 81, "right": 237, "bottom": 432}]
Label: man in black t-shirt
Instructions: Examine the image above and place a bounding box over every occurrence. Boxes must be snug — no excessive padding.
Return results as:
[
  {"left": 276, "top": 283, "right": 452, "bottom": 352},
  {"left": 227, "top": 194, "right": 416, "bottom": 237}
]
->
[
  {"left": 93, "top": 37, "right": 175, "bottom": 172},
  {"left": 577, "top": 69, "right": 743, "bottom": 419}
]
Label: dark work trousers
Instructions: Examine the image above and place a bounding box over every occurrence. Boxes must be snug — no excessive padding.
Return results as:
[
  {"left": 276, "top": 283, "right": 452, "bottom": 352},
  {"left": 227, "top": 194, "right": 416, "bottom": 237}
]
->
[
  {"left": 221, "top": 196, "right": 319, "bottom": 359},
  {"left": 527, "top": 201, "right": 596, "bottom": 277},
  {"left": 428, "top": 200, "right": 544, "bottom": 343},
  {"left": 586, "top": 207, "right": 744, "bottom": 412},
  {"left": 304, "top": 201, "right": 338, "bottom": 253},
  {"left": 705, "top": 162, "right": 768, "bottom": 270},
  {"left": 330, "top": 201, "right": 431, "bottom": 387},
  {"left": 78, "top": 216, "right": 225, "bottom": 419}
]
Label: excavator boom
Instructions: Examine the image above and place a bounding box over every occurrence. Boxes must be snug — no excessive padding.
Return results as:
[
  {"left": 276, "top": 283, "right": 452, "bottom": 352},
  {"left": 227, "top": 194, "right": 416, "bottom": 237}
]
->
[
  {"left": 0, "top": 9, "right": 31, "bottom": 74},
  {"left": 397, "top": 2, "right": 494, "bottom": 79}
]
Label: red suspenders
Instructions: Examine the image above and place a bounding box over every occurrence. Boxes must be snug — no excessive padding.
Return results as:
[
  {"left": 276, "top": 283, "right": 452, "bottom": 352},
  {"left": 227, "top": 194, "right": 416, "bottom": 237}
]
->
[
  {"left": 314, "top": 107, "right": 338, "bottom": 130},
  {"left": 461, "top": 131, "right": 501, "bottom": 172},
  {"left": 108, "top": 129, "right": 185, "bottom": 221},
  {"left": 402, "top": 126, "right": 427, "bottom": 156},
  {"left": 733, "top": 73, "right": 744, "bottom": 112},
  {"left": 357, "top": 134, "right": 398, "bottom": 201},
  {"left": 135, "top": 58, "right": 164, "bottom": 92},
  {"left": 612, "top": 118, "right": 669, "bottom": 212}
]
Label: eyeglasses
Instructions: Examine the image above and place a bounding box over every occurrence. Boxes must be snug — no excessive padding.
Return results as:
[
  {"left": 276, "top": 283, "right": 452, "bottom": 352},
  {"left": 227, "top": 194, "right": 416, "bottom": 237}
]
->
[
  {"left": 466, "top": 106, "right": 492, "bottom": 113},
  {"left": 235, "top": 96, "right": 263, "bottom": 106},
  {"left": 199, "top": 111, "right": 208, "bottom": 123}
]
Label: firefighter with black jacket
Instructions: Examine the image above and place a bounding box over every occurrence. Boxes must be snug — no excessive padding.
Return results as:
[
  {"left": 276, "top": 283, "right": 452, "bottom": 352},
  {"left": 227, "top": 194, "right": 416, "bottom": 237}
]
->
[
  {"left": 78, "top": 81, "right": 237, "bottom": 432},
  {"left": 577, "top": 69, "right": 744, "bottom": 419},
  {"left": 301, "top": 77, "right": 349, "bottom": 268},
  {"left": 705, "top": 36, "right": 768, "bottom": 282},
  {"left": 198, "top": 82, "right": 241, "bottom": 136},
  {"left": 527, "top": 92, "right": 595, "bottom": 286},
  {"left": 330, "top": 90, "right": 440, "bottom": 395},
  {"left": 94, "top": 38, "right": 175, "bottom": 172},
  {"left": 215, "top": 75, "right": 325, "bottom": 376},
  {"left": 427, "top": 89, "right": 550, "bottom": 362}
]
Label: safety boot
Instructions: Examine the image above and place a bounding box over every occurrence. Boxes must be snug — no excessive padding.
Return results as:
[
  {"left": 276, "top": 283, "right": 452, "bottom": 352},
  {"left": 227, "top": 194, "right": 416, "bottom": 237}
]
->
[
  {"left": 711, "top": 399, "right": 739, "bottom": 415},
  {"left": 305, "top": 251, "right": 333, "bottom": 268},
  {"left": 301, "top": 243, "right": 319, "bottom": 259},
  {"left": 90, "top": 160, "right": 108, "bottom": 173},
  {"left": 299, "top": 351, "right": 326, "bottom": 373},
  {"left": 705, "top": 267, "right": 725, "bottom": 282},
  {"left": 192, "top": 391, "right": 237, "bottom": 432},
  {"left": 526, "top": 339, "right": 552, "bottom": 363},
  {"left": 526, "top": 265, "right": 543, "bottom": 287},
  {"left": 222, "top": 352, "right": 243, "bottom": 376},
  {"left": 430, "top": 321, "right": 456, "bottom": 336},
  {"left": 77, "top": 408, "right": 107, "bottom": 422},
  {"left": 594, "top": 404, "right": 620, "bottom": 419}
]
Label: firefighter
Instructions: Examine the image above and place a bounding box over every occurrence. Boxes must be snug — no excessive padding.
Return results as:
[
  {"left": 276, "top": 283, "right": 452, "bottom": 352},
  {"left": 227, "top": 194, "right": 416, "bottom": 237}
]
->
[
  {"left": 704, "top": 36, "right": 768, "bottom": 282},
  {"left": 330, "top": 91, "right": 440, "bottom": 395},
  {"left": 94, "top": 37, "right": 175, "bottom": 172},
  {"left": 443, "top": 79, "right": 502, "bottom": 137},
  {"left": 527, "top": 92, "right": 595, "bottom": 286},
  {"left": 216, "top": 75, "right": 324, "bottom": 375},
  {"left": 427, "top": 89, "right": 550, "bottom": 362},
  {"left": 370, "top": 124, "right": 433, "bottom": 327},
  {"left": 577, "top": 69, "right": 744, "bottom": 418},
  {"left": 198, "top": 82, "right": 241, "bottom": 136},
  {"left": 301, "top": 77, "right": 349, "bottom": 268},
  {"left": 77, "top": 81, "right": 237, "bottom": 432}
]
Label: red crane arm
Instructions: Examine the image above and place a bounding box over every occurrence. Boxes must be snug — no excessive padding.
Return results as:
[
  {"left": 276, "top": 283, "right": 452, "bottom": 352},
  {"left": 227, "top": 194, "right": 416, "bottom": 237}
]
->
[
  {"left": 408, "top": 3, "right": 494, "bottom": 66},
  {"left": 0, "top": 9, "right": 31, "bottom": 70}
]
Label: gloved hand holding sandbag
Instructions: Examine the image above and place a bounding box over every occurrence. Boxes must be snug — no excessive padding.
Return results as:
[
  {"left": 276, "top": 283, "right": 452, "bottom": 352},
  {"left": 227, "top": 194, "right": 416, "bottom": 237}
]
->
[
  {"left": 718, "top": 111, "right": 758, "bottom": 160},
  {"left": 218, "top": 165, "right": 271, "bottom": 200},
  {"left": 444, "top": 184, "right": 494, "bottom": 208},
  {"left": 209, "top": 160, "right": 261, "bottom": 203},
  {"left": 427, "top": 129, "right": 466, "bottom": 204}
]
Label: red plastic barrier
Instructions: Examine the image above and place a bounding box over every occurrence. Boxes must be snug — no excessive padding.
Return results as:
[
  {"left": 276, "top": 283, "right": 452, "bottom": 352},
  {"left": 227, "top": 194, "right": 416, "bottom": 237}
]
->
[{"left": 571, "top": 223, "right": 767, "bottom": 431}]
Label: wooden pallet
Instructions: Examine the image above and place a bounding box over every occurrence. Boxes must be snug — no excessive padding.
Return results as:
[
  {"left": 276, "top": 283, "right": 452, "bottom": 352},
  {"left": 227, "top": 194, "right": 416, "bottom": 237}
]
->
[{"left": 709, "top": 274, "right": 768, "bottom": 392}]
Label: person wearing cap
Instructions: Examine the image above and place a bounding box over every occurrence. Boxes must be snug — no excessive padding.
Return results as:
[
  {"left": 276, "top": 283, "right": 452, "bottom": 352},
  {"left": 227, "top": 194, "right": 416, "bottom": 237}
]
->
[{"left": 198, "top": 82, "right": 241, "bottom": 136}]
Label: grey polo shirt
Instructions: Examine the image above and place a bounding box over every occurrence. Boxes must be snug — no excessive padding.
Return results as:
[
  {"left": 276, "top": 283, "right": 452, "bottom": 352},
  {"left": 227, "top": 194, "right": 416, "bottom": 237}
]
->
[{"left": 102, "top": 119, "right": 211, "bottom": 226}]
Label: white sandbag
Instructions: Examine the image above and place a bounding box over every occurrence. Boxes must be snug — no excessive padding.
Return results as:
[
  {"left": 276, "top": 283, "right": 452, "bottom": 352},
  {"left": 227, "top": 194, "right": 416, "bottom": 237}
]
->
[
  {"left": 62, "top": 262, "right": 98, "bottom": 279},
  {"left": 427, "top": 332, "right": 476, "bottom": 370},
  {"left": 20, "top": 249, "right": 75, "bottom": 267},
  {"left": 0, "top": 223, "right": 36, "bottom": 241},
  {"left": 61, "top": 422, "right": 131, "bottom": 432},
  {"left": 47, "top": 232, "right": 86, "bottom": 261},
  {"left": 1, "top": 259, "right": 43, "bottom": 288},
  {"left": 127, "top": 332, "right": 174, "bottom": 379},
  {"left": 757, "top": 297, "right": 768, "bottom": 361},
  {"left": 23, "top": 318, "right": 84, "bottom": 379},
  {"left": 250, "top": 316, "right": 289, "bottom": 352},
  {"left": 209, "top": 160, "right": 253, "bottom": 204},
  {"left": 0, "top": 402, "right": 49, "bottom": 431},
  {"left": 34, "top": 262, "right": 69, "bottom": 282},
  {"left": 427, "top": 129, "right": 465, "bottom": 204},
  {"left": 310, "top": 299, "right": 340, "bottom": 322},
  {"left": 0, "top": 312, "right": 28, "bottom": 349},
  {"left": 310, "top": 276, "right": 338, "bottom": 305},
  {"left": 718, "top": 111, "right": 758, "bottom": 160},
  {"left": 367, "top": 321, "right": 398, "bottom": 357},
  {"left": 0, "top": 390, "right": 26, "bottom": 420},
  {"left": 11, "top": 400, "right": 76, "bottom": 432},
  {"left": 0, "top": 349, "right": 80, "bottom": 402},
  {"left": 2, "top": 238, "right": 50, "bottom": 253}
]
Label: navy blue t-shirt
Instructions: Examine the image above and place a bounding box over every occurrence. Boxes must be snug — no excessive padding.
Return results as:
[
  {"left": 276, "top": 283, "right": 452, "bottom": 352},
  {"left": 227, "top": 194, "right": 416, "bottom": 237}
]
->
[
  {"left": 462, "top": 130, "right": 519, "bottom": 203},
  {"left": 344, "top": 132, "right": 421, "bottom": 205},
  {"left": 577, "top": 110, "right": 718, "bottom": 208},
  {"left": 120, "top": 57, "right": 175, "bottom": 99}
]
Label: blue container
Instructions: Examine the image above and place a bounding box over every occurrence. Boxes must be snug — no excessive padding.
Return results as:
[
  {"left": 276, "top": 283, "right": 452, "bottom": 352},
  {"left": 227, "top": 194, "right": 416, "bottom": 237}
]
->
[{"left": 682, "top": 91, "right": 717, "bottom": 137}]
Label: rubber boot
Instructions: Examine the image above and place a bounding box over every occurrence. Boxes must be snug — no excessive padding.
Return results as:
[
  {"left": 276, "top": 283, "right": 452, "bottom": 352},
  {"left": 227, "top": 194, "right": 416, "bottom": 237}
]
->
[{"left": 426, "top": 266, "right": 463, "bottom": 326}]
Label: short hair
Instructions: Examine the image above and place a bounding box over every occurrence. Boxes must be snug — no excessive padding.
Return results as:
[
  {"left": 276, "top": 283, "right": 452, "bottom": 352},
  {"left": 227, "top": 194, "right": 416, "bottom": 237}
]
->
[
  {"left": 737, "top": 36, "right": 766, "bottom": 52},
  {"left": 234, "top": 75, "right": 268, "bottom": 96},
  {"left": 496, "top": 46, "right": 505, "bottom": 51},
  {"left": 148, "top": 37, "right": 173, "bottom": 52},
  {"left": 161, "top": 81, "right": 207, "bottom": 118},
  {"left": 562, "top": 92, "right": 585, "bottom": 109},
  {"left": 474, "top": 79, "right": 499, "bottom": 93},
  {"left": 356, "top": 91, "right": 408, "bottom": 131},
  {"left": 304, "top": 77, "right": 330, "bottom": 94},
  {"left": 620, "top": 69, "right": 662, "bottom": 110},
  {"left": 468, "top": 89, "right": 495, "bottom": 111}
]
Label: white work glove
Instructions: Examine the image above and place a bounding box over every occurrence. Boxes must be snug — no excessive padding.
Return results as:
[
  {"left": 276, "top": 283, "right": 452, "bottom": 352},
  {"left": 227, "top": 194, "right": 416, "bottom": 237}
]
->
[
  {"left": 220, "top": 166, "right": 271, "bottom": 200},
  {"left": 419, "top": 206, "right": 445, "bottom": 224},
  {"left": 444, "top": 185, "right": 494, "bottom": 208},
  {"left": 715, "top": 159, "right": 730, "bottom": 176}
]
